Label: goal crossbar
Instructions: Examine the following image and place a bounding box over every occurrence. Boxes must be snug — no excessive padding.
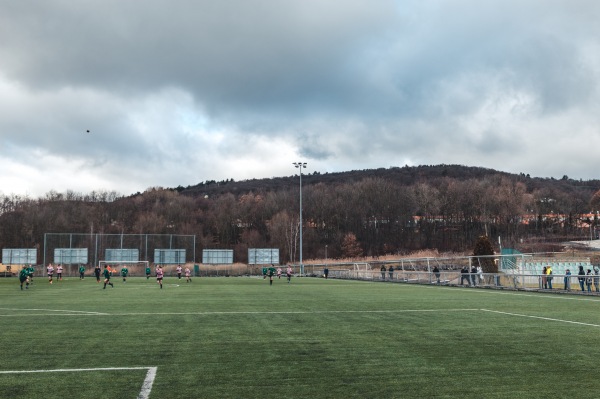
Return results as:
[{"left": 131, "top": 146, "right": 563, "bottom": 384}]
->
[{"left": 98, "top": 260, "right": 149, "bottom": 267}]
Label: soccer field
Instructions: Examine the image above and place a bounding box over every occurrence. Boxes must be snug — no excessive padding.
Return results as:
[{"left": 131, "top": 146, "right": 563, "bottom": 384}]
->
[{"left": 1, "top": 276, "right": 600, "bottom": 398}]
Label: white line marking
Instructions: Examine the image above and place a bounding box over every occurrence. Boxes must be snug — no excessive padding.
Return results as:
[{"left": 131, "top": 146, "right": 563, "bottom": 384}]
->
[
  {"left": 138, "top": 367, "right": 157, "bottom": 399},
  {"left": 0, "top": 308, "right": 107, "bottom": 315},
  {"left": 115, "top": 309, "right": 479, "bottom": 316},
  {"left": 0, "top": 366, "right": 158, "bottom": 399},
  {"left": 0, "top": 314, "right": 107, "bottom": 317},
  {"left": 480, "top": 308, "right": 600, "bottom": 328},
  {"left": 0, "top": 366, "right": 152, "bottom": 374},
  {"left": 0, "top": 309, "right": 479, "bottom": 317}
]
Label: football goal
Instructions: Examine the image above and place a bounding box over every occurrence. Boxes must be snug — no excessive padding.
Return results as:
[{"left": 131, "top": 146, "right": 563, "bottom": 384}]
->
[
  {"left": 98, "top": 260, "right": 150, "bottom": 277},
  {"left": 353, "top": 263, "right": 371, "bottom": 271}
]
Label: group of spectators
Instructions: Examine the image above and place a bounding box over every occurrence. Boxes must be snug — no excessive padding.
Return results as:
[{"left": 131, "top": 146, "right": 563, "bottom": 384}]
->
[
  {"left": 571, "top": 265, "right": 600, "bottom": 292},
  {"left": 379, "top": 265, "right": 395, "bottom": 279},
  {"left": 542, "top": 265, "right": 600, "bottom": 293},
  {"left": 459, "top": 266, "right": 484, "bottom": 286}
]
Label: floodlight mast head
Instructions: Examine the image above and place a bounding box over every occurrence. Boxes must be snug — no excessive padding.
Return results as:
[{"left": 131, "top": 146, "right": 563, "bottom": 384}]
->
[
  {"left": 293, "top": 162, "right": 307, "bottom": 169},
  {"left": 292, "top": 161, "right": 307, "bottom": 275}
]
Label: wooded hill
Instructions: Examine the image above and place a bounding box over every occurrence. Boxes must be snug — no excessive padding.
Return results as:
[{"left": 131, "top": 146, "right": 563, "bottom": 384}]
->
[{"left": 2, "top": 164, "right": 600, "bottom": 264}]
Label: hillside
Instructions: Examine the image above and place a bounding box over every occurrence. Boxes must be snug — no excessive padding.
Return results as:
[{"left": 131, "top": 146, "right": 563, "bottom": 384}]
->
[
  {"left": 176, "top": 164, "right": 600, "bottom": 199},
  {"left": 3, "top": 164, "right": 600, "bottom": 264}
]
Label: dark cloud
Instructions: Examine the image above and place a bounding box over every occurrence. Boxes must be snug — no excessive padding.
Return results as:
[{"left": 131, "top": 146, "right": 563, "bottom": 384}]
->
[{"left": 1, "top": 1, "right": 600, "bottom": 196}]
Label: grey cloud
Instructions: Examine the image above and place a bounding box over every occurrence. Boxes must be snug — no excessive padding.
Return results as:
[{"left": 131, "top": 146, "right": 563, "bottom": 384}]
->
[{"left": 2, "top": 1, "right": 600, "bottom": 196}]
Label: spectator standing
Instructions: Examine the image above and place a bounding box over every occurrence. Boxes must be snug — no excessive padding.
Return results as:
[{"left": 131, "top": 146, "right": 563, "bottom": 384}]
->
[
  {"left": 324, "top": 267, "right": 329, "bottom": 279},
  {"left": 586, "top": 269, "right": 593, "bottom": 292},
  {"left": 380, "top": 265, "right": 386, "bottom": 280},
  {"left": 388, "top": 266, "right": 394, "bottom": 280},
  {"left": 433, "top": 266, "right": 441, "bottom": 284},
  {"left": 471, "top": 266, "right": 477, "bottom": 286},
  {"left": 461, "top": 266, "right": 468, "bottom": 285},
  {"left": 594, "top": 266, "right": 600, "bottom": 292},
  {"left": 541, "top": 266, "right": 547, "bottom": 289},
  {"left": 564, "top": 269, "right": 571, "bottom": 291},
  {"left": 546, "top": 265, "right": 553, "bottom": 289},
  {"left": 578, "top": 266, "right": 586, "bottom": 291},
  {"left": 477, "top": 266, "right": 484, "bottom": 284}
]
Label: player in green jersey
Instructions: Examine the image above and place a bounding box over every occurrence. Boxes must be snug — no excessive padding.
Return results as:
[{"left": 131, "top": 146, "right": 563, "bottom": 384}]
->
[
  {"left": 103, "top": 265, "right": 114, "bottom": 289},
  {"left": 26, "top": 265, "right": 34, "bottom": 284},
  {"left": 121, "top": 266, "right": 128, "bottom": 283},
  {"left": 146, "top": 266, "right": 151, "bottom": 279},
  {"left": 19, "top": 267, "right": 31, "bottom": 290},
  {"left": 79, "top": 265, "right": 86, "bottom": 280}
]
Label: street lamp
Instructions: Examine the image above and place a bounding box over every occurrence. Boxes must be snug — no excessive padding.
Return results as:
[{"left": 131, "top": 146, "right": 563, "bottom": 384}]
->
[{"left": 293, "top": 162, "right": 307, "bottom": 275}]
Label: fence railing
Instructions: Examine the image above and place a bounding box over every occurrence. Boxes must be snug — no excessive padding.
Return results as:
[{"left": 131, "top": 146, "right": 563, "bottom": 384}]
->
[{"left": 328, "top": 269, "right": 600, "bottom": 292}]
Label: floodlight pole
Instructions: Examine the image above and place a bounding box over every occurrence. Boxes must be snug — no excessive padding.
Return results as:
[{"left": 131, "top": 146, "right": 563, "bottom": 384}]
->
[{"left": 293, "top": 162, "right": 307, "bottom": 275}]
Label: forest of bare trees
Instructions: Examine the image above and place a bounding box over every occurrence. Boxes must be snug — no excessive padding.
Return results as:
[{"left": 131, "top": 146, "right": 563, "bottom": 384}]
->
[{"left": 2, "top": 165, "right": 600, "bottom": 264}]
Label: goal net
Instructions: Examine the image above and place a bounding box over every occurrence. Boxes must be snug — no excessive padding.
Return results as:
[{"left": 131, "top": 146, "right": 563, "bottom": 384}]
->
[{"left": 98, "top": 260, "right": 150, "bottom": 277}]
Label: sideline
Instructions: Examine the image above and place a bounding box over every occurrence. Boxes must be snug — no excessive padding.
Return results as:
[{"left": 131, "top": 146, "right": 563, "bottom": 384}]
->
[
  {"left": 0, "top": 308, "right": 479, "bottom": 317},
  {"left": 0, "top": 307, "right": 108, "bottom": 315}
]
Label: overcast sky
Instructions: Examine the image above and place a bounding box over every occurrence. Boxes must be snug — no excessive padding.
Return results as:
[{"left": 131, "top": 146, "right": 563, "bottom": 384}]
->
[{"left": 2, "top": 1, "right": 600, "bottom": 198}]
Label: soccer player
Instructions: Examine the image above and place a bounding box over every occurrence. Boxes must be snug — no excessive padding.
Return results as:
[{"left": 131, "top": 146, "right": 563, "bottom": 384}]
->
[
  {"left": 79, "top": 264, "right": 85, "bottom": 279},
  {"left": 277, "top": 267, "right": 282, "bottom": 279},
  {"left": 185, "top": 267, "right": 191, "bottom": 283},
  {"left": 103, "top": 265, "right": 114, "bottom": 289},
  {"left": 286, "top": 265, "right": 293, "bottom": 283},
  {"left": 268, "top": 267, "right": 274, "bottom": 286},
  {"left": 47, "top": 263, "right": 54, "bottom": 284},
  {"left": 120, "top": 265, "right": 129, "bottom": 283},
  {"left": 94, "top": 264, "right": 101, "bottom": 283},
  {"left": 176, "top": 264, "right": 183, "bottom": 279},
  {"left": 156, "top": 265, "right": 164, "bottom": 289},
  {"left": 26, "top": 265, "right": 35, "bottom": 284},
  {"left": 56, "top": 264, "right": 63, "bottom": 281},
  {"left": 146, "top": 265, "right": 152, "bottom": 279},
  {"left": 19, "top": 266, "right": 30, "bottom": 290}
]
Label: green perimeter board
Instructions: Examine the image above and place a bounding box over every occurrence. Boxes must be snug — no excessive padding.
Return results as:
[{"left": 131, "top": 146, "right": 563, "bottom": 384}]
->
[{"left": 1, "top": 276, "right": 600, "bottom": 398}]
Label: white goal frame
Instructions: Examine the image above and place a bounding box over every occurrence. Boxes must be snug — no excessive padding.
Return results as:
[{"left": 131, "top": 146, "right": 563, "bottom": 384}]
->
[
  {"left": 353, "top": 262, "right": 371, "bottom": 271},
  {"left": 99, "top": 260, "right": 150, "bottom": 273}
]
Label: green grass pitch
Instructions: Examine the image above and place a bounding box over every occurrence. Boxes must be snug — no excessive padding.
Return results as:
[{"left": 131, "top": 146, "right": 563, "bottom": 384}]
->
[{"left": 2, "top": 275, "right": 600, "bottom": 398}]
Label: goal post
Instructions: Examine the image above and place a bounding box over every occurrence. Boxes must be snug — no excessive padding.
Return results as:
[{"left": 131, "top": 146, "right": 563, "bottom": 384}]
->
[
  {"left": 353, "top": 263, "right": 370, "bottom": 271},
  {"left": 98, "top": 260, "right": 150, "bottom": 277}
]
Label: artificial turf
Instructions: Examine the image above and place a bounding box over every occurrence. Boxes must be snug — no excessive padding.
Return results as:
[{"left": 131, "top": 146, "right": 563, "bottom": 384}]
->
[{"left": 1, "top": 275, "right": 600, "bottom": 398}]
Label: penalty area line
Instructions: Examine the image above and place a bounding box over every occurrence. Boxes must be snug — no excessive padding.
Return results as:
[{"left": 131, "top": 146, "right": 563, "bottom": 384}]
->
[{"left": 480, "top": 309, "right": 600, "bottom": 328}]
